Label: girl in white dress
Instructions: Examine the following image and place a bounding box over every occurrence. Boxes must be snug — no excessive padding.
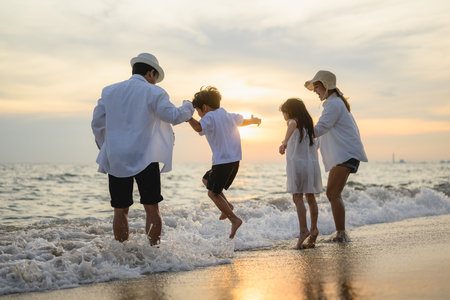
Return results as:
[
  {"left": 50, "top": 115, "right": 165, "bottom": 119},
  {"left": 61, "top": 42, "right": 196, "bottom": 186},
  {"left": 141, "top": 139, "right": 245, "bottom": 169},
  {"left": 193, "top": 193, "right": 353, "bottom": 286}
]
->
[{"left": 279, "top": 98, "right": 323, "bottom": 249}]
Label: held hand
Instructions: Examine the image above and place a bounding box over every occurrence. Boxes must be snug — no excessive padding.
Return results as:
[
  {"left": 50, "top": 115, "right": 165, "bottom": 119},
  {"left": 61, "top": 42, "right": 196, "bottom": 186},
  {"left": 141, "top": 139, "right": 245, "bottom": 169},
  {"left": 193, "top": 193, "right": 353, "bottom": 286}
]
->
[
  {"left": 279, "top": 143, "right": 287, "bottom": 155},
  {"left": 251, "top": 114, "right": 262, "bottom": 127}
]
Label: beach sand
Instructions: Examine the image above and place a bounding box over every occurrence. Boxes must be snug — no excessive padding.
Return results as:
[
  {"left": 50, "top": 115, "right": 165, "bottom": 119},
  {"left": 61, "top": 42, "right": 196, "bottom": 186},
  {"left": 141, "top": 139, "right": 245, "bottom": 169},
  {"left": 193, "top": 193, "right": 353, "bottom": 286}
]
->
[{"left": 2, "top": 214, "right": 450, "bottom": 300}]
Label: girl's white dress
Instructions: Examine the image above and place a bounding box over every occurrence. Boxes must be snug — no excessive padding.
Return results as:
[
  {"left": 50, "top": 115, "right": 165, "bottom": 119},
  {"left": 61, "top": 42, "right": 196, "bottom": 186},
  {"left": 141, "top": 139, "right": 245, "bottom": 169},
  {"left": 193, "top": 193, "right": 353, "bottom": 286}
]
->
[{"left": 286, "top": 127, "right": 323, "bottom": 194}]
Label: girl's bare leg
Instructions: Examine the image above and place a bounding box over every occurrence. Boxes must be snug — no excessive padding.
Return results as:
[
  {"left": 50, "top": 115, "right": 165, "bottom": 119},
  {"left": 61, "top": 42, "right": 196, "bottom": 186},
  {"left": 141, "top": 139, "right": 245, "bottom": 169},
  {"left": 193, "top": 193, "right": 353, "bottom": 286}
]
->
[
  {"left": 306, "top": 193, "right": 319, "bottom": 245},
  {"left": 293, "top": 193, "right": 310, "bottom": 249}
]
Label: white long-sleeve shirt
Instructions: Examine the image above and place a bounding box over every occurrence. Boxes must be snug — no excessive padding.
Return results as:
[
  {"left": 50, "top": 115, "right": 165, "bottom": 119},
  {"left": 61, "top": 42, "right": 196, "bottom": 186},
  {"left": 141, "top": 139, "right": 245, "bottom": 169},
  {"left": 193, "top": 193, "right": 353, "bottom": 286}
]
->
[
  {"left": 91, "top": 74, "right": 194, "bottom": 177},
  {"left": 314, "top": 93, "right": 368, "bottom": 172}
]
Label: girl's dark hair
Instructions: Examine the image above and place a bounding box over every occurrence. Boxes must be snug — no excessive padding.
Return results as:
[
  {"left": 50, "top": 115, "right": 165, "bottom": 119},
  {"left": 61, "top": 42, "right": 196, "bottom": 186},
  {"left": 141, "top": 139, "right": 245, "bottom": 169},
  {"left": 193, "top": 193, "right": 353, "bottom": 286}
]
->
[
  {"left": 330, "top": 89, "right": 351, "bottom": 112},
  {"left": 192, "top": 86, "right": 221, "bottom": 109},
  {"left": 132, "top": 62, "right": 157, "bottom": 77},
  {"left": 280, "top": 98, "right": 315, "bottom": 146}
]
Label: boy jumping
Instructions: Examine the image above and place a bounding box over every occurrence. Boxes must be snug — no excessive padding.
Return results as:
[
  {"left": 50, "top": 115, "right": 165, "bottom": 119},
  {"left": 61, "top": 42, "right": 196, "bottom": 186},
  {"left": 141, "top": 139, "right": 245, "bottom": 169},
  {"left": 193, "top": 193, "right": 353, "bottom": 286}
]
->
[{"left": 188, "top": 86, "right": 261, "bottom": 239}]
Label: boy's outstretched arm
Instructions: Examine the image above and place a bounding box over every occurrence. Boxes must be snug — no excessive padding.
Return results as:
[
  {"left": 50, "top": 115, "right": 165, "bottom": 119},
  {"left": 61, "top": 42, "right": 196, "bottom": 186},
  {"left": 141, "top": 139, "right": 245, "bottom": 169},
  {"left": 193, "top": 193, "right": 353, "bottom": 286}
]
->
[
  {"left": 239, "top": 114, "right": 261, "bottom": 127},
  {"left": 188, "top": 118, "right": 202, "bottom": 132}
]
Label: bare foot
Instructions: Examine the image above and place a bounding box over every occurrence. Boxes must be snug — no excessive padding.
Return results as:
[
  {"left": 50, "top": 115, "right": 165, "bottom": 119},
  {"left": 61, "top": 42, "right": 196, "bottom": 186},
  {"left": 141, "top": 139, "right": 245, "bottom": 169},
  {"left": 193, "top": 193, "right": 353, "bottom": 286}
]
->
[
  {"left": 306, "top": 228, "right": 319, "bottom": 246},
  {"left": 332, "top": 231, "right": 350, "bottom": 243},
  {"left": 220, "top": 203, "right": 234, "bottom": 220},
  {"left": 229, "top": 218, "right": 242, "bottom": 239},
  {"left": 295, "top": 230, "right": 310, "bottom": 249}
]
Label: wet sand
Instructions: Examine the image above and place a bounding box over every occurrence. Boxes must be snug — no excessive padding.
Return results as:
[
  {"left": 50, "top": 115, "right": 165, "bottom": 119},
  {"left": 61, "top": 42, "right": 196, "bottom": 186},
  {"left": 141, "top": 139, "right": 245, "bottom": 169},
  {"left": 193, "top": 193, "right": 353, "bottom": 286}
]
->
[{"left": 2, "top": 214, "right": 450, "bottom": 300}]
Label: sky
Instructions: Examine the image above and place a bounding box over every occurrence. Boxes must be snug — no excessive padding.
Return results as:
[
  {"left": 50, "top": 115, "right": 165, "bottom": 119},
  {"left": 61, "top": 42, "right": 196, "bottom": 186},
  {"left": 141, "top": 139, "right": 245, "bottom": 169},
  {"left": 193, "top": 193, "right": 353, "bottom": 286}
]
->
[{"left": 1, "top": 0, "right": 449, "bottom": 164}]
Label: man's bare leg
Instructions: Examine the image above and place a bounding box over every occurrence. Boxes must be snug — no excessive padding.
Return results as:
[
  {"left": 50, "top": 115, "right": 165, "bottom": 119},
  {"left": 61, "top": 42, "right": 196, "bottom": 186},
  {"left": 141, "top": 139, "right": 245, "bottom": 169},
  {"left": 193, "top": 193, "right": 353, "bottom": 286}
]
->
[
  {"left": 327, "top": 166, "right": 351, "bottom": 241},
  {"left": 144, "top": 204, "right": 162, "bottom": 246},
  {"left": 293, "top": 193, "right": 310, "bottom": 249},
  {"left": 207, "top": 190, "right": 242, "bottom": 239},
  {"left": 113, "top": 207, "right": 129, "bottom": 242}
]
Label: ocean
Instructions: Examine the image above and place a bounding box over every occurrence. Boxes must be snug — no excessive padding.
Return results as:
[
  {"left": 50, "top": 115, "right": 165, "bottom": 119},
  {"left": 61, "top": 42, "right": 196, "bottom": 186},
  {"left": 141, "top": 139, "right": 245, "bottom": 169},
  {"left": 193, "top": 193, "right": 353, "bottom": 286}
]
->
[{"left": 0, "top": 162, "right": 449, "bottom": 295}]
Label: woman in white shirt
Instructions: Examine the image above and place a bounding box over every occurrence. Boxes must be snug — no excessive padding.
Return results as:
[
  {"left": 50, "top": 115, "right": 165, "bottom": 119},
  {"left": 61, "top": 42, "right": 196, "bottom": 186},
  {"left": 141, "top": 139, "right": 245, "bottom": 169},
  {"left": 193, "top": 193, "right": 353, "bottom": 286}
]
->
[{"left": 305, "top": 70, "right": 368, "bottom": 242}]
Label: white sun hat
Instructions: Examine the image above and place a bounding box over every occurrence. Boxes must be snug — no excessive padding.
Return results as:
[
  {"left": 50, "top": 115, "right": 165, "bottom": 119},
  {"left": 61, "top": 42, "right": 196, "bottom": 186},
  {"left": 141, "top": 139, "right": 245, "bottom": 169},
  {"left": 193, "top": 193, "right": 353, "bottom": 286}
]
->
[
  {"left": 130, "top": 53, "right": 165, "bottom": 83},
  {"left": 304, "top": 70, "right": 343, "bottom": 97}
]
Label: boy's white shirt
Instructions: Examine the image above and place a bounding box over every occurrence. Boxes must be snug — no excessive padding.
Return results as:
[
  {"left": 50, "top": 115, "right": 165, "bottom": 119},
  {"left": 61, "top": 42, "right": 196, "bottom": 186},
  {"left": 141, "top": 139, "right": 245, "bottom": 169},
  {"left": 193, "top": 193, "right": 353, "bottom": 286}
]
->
[
  {"left": 199, "top": 108, "right": 244, "bottom": 165},
  {"left": 314, "top": 93, "right": 368, "bottom": 172},
  {"left": 91, "top": 74, "right": 194, "bottom": 177}
]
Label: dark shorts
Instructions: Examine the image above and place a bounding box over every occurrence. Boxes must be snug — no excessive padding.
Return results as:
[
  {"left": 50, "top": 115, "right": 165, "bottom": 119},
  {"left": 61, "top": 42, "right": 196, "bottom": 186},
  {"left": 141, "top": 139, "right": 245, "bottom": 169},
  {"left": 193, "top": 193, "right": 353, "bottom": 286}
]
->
[
  {"left": 338, "top": 158, "right": 360, "bottom": 174},
  {"left": 202, "top": 161, "right": 240, "bottom": 195},
  {"left": 108, "top": 162, "right": 163, "bottom": 208}
]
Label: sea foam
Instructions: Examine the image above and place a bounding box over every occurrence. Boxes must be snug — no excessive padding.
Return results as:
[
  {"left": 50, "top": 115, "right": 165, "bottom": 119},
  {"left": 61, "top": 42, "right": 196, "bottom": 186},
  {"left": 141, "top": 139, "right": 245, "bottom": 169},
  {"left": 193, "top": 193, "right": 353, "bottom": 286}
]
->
[{"left": 1, "top": 185, "right": 450, "bottom": 295}]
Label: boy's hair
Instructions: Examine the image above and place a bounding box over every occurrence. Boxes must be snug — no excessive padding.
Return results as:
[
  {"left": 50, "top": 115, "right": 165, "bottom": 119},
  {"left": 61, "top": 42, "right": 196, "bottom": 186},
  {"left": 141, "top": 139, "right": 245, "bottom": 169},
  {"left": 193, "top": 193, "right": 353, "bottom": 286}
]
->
[
  {"left": 280, "top": 98, "right": 315, "bottom": 146},
  {"left": 192, "top": 86, "right": 221, "bottom": 109},
  {"left": 132, "top": 62, "right": 158, "bottom": 77}
]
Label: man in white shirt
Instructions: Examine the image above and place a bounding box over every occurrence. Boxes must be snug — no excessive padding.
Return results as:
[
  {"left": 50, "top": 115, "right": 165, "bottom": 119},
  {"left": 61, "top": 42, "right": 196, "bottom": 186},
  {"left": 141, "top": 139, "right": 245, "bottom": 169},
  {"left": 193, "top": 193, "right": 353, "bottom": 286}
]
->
[{"left": 91, "top": 53, "right": 194, "bottom": 245}]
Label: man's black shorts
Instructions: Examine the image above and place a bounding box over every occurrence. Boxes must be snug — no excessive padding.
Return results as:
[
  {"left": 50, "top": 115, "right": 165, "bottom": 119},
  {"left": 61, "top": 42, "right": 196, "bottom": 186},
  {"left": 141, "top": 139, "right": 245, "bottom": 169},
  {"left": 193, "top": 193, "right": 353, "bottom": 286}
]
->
[
  {"left": 202, "top": 161, "right": 240, "bottom": 195},
  {"left": 108, "top": 162, "right": 163, "bottom": 208}
]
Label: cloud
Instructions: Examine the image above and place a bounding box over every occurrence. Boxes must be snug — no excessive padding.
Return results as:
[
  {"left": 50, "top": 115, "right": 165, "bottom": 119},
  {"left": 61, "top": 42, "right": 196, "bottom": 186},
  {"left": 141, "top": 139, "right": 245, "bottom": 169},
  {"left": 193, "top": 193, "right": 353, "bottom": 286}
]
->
[{"left": 1, "top": 0, "right": 450, "bottom": 162}]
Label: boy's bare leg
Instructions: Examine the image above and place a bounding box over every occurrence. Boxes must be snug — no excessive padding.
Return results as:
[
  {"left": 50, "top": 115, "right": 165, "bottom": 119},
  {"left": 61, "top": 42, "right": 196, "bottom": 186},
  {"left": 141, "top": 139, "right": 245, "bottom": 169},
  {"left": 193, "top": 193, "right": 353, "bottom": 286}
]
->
[
  {"left": 293, "top": 193, "right": 310, "bottom": 249},
  {"left": 306, "top": 193, "right": 319, "bottom": 246},
  {"left": 202, "top": 178, "right": 234, "bottom": 220},
  {"left": 208, "top": 190, "right": 242, "bottom": 239},
  {"left": 219, "top": 192, "right": 234, "bottom": 220},
  {"left": 113, "top": 207, "right": 129, "bottom": 242},
  {"left": 144, "top": 204, "right": 162, "bottom": 246}
]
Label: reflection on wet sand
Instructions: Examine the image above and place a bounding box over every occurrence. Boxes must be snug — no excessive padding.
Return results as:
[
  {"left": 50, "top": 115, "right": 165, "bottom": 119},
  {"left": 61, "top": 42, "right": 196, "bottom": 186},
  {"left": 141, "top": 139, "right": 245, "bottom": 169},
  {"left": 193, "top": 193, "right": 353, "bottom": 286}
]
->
[
  {"left": 296, "top": 243, "right": 360, "bottom": 300},
  {"left": 82, "top": 242, "right": 362, "bottom": 300}
]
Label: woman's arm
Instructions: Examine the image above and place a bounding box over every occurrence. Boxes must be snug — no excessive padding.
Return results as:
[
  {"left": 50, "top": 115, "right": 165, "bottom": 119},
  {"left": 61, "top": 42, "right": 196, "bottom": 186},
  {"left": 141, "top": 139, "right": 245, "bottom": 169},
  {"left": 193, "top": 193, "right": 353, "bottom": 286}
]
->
[
  {"left": 314, "top": 99, "right": 341, "bottom": 137},
  {"left": 279, "top": 119, "right": 297, "bottom": 155}
]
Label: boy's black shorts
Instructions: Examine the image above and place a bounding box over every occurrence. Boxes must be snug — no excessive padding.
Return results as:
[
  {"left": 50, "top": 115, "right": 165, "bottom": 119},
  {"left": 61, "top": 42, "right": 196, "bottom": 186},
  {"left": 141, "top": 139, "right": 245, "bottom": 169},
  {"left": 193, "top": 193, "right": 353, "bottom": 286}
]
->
[
  {"left": 203, "top": 161, "right": 240, "bottom": 195},
  {"left": 108, "top": 162, "right": 163, "bottom": 208}
]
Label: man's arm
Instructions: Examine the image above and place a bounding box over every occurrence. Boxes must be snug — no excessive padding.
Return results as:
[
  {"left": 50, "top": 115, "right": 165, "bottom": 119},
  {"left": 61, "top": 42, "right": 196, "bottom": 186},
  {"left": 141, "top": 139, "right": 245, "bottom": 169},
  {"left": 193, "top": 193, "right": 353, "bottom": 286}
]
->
[
  {"left": 188, "top": 118, "right": 202, "bottom": 132},
  {"left": 91, "top": 98, "right": 106, "bottom": 149},
  {"left": 154, "top": 89, "right": 195, "bottom": 125},
  {"left": 239, "top": 114, "right": 261, "bottom": 127}
]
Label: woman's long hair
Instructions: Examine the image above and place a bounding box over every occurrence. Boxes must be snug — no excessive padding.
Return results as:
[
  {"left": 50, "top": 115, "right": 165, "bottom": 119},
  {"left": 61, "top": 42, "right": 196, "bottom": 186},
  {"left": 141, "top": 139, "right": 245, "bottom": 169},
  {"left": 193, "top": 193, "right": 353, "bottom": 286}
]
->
[
  {"left": 280, "top": 98, "right": 315, "bottom": 146},
  {"left": 330, "top": 88, "right": 351, "bottom": 112}
]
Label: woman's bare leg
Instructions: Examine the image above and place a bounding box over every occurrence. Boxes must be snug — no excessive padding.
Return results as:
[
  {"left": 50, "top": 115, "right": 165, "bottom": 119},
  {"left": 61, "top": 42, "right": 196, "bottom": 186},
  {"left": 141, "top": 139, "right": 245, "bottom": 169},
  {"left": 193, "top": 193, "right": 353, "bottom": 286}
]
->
[{"left": 326, "top": 166, "right": 350, "bottom": 234}]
